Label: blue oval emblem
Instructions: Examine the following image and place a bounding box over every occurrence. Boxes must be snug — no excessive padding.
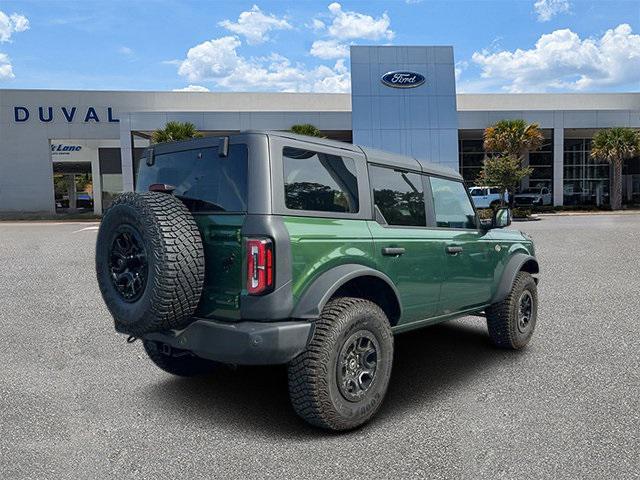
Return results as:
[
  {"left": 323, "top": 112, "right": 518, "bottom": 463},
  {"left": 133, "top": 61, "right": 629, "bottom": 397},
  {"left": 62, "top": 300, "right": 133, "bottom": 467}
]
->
[{"left": 381, "top": 71, "right": 426, "bottom": 89}]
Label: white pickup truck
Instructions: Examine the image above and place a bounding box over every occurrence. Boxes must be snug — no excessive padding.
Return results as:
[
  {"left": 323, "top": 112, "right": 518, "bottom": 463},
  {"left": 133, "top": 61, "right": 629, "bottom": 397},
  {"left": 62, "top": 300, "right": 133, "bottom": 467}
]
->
[
  {"left": 514, "top": 187, "right": 552, "bottom": 206},
  {"left": 469, "top": 186, "right": 507, "bottom": 209}
]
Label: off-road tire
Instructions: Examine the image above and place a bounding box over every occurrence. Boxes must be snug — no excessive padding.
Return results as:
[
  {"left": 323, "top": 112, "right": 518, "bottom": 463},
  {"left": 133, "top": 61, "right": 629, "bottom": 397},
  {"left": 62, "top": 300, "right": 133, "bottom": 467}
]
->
[
  {"left": 486, "top": 271, "right": 538, "bottom": 349},
  {"left": 143, "top": 340, "right": 218, "bottom": 377},
  {"left": 288, "top": 297, "right": 393, "bottom": 431},
  {"left": 490, "top": 200, "right": 500, "bottom": 210},
  {"left": 96, "top": 192, "right": 205, "bottom": 336}
]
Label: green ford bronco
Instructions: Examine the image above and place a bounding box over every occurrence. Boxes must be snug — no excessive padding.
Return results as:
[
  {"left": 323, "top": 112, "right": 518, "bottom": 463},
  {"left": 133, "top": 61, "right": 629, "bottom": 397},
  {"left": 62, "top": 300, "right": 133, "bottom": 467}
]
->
[{"left": 96, "top": 131, "right": 539, "bottom": 431}]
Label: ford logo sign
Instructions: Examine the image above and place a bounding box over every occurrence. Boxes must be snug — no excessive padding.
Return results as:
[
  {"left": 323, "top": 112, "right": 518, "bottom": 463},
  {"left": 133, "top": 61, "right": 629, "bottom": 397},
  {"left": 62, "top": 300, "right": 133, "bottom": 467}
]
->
[{"left": 381, "top": 71, "right": 426, "bottom": 89}]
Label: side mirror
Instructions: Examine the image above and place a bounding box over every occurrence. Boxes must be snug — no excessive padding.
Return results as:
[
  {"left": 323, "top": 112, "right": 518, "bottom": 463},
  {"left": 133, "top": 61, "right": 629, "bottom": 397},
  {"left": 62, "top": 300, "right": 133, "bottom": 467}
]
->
[{"left": 493, "top": 207, "right": 511, "bottom": 228}]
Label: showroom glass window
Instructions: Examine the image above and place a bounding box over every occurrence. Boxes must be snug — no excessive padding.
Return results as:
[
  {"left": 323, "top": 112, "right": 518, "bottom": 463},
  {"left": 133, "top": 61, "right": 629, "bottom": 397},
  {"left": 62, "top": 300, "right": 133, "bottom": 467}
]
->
[
  {"left": 429, "top": 176, "right": 477, "bottom": 229},
  {"left": 563, "top": 138, "right": 610, "bottom": 206},
  {"left": 459, "top": 130, "right": 554, "bottom": 195},
  {"left": 283, "top": 147, "right": 359, "bottom": 213},
  {"left": 369, "top": 165, "right": 426, "bottom": 226},
  {"left": 137, "top": 144, "right": 248, "bottom": 212},
  {"left": 528, "top": 136, "right": 554, "bottom": 192}
]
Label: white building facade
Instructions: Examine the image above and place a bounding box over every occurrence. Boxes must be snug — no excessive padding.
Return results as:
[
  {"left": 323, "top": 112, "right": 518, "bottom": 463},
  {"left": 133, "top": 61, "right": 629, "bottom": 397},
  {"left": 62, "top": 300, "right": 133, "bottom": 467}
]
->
[{"left": 0, "top": 45, "right": 638, "bottom": 215}]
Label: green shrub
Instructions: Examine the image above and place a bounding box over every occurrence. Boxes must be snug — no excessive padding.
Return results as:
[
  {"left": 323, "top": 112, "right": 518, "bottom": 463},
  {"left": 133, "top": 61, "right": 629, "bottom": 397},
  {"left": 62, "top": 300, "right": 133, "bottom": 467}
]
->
[
  {"left": 477, "top": 208, "right": 494, "bottom": 220},
  {"left": 512, "top": 207, "right": 532, "bottom": 219}
]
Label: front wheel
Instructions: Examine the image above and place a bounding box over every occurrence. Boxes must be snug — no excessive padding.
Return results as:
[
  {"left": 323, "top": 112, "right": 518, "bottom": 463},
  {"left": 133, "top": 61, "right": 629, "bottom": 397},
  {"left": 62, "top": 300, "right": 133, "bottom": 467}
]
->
[
  {"left": 288, "top": 298, "right": 394, "bottom": 431},
  {"left": 486, "top": 271, "right": 538, "bottom": 349}
]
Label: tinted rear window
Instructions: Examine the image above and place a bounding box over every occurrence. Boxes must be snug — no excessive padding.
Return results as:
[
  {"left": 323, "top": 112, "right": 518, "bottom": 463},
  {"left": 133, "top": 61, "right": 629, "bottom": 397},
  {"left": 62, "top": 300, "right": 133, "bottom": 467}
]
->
[
  {"left": 283, "top": 147, "right": 359, "bottom": 213},
  {"left": 137, "top": 144, "right": 248, "bottom": 212}
]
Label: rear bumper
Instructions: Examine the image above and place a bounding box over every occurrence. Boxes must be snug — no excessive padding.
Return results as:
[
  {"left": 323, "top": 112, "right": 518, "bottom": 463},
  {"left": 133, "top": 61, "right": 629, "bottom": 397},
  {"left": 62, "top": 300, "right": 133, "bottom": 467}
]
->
[{"left": 142, "top": 318, "right": 314, "bottom": 365}]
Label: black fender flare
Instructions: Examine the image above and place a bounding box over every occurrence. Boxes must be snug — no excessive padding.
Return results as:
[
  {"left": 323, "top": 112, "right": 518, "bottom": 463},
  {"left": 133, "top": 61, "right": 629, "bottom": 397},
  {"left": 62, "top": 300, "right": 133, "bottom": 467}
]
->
[
  {"left": 490, "top": 253, "right": 539, "bottom": 305},
  {"left": 290, "top": 264, "right": 402, "bottom": 320}
]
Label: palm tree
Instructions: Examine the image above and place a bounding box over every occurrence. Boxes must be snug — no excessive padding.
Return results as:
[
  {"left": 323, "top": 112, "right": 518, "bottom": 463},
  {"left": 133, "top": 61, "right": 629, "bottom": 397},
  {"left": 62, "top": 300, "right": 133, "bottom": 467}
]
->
[
  {"left": 289, "top": 124, "right": 325, "bottom": 138},
  {"left": 151, "top": 121, "right": 203, "bottom": 144},
  {"left": 590, "top": 127, "right": 640, "bottom": 210},
  {"left": 483, "top": 119, "right": 544, "bottom": 160}
]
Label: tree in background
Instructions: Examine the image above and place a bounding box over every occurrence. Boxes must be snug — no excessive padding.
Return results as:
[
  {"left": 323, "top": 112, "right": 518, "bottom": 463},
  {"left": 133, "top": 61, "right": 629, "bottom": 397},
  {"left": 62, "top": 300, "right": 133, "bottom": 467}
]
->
[
  {"left": 476, "top": 156, "right": 533, "bottom": 207},
  {"left": 590, "top": 127, "right": 640, "bottom": 210},
  {"left": 151, "top": 121, "right": 203, "bottom": 144},
  {"left": 483, "top": 119, "right": 544, "bottom": 159},
  {"left": 289, "top": 124, "right": 325, "bottom": 138},
  {"left": 480, "top": 119, "right": 544, "bottom": 207}
]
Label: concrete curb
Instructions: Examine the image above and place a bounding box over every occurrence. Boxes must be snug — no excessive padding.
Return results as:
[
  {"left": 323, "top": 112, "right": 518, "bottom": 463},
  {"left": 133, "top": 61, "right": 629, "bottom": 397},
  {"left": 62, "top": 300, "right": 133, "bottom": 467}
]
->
[{"left": 534, "top": 210, "right": 640, "bottom": 217}]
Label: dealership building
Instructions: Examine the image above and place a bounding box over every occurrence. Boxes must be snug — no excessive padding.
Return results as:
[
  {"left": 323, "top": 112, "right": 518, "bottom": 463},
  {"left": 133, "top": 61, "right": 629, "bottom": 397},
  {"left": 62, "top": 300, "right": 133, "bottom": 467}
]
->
[{"left": 1, "top": 45, "right": 639, "bottom": 216}]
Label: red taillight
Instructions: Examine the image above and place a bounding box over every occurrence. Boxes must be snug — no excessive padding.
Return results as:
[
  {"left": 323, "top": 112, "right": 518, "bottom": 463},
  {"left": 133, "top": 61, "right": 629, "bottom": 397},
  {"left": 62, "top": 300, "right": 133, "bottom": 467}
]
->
[{"left": 246, "top": 238, "right": 274, "bottom": 295}]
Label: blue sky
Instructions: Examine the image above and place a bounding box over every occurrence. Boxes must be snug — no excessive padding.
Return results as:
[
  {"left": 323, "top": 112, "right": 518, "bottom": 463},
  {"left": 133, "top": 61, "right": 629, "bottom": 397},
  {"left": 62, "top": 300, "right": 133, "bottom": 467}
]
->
[{"left": 0, "top": 0, "right": 638, "bottom": 93}]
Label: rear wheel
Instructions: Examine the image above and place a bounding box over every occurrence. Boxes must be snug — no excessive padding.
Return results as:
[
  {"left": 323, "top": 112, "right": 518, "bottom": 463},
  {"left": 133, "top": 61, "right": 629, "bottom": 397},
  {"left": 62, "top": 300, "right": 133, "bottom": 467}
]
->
[
  {"left": 143, "top": 340, "right": 219, "bottom": 377},
  {"left": 486, "top": 271, "right": 538, "bottom": 349},
  {"left": 489, "top": 200, "right": 501, "bottom": 210},
  {"left": 288, "top": 298, "right": 393, "bottom": 431}
]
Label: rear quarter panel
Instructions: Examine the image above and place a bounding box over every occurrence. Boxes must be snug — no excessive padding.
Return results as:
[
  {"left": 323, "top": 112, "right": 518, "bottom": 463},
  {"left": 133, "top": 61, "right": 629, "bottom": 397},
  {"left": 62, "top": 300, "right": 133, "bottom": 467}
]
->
[{"left": 282, "top": 217, "right": 375, "bottom": 303}]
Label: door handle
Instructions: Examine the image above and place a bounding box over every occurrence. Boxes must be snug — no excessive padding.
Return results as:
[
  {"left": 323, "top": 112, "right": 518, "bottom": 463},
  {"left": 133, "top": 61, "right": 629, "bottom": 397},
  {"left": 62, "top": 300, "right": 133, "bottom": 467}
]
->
[
  {"left": 382, "top": 247, "right": 405, "bottom": 256},
  {"left": 446, "top": 246, "right": 463, "bottom": 255}
]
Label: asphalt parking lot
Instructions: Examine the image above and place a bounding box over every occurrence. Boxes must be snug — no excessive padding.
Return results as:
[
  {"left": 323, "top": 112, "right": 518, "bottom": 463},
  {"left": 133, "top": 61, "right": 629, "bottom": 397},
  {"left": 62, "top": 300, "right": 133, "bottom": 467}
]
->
[{"left": 1, "top": 214, "right": 638, "bottom": 479}]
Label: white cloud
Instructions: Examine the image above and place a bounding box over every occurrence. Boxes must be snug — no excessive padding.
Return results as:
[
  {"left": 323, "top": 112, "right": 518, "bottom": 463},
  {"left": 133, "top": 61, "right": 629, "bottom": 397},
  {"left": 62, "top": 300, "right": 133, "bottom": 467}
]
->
[
  {"left": 177, "top": 35, "right": 350, "bottom": 92},
  {"left": 325, "top": 3, "right": 393, "bottom": 41},
  {"left": 178, "top": 36, "right": 243, "bottom": 81},
  {"left": 310, "top": 39, "right": 349, "bottom": 59},
  {"left": 118, "top": 46, "right": 134, "bottom": 56},
  {"left": 533, "top": 0, "right": 570, "bottom": 22},
  {"left": 309, "top": 19, "right": 325, "bottom": 32},
  {"left": 0, "top": 11, "right": 29, "bottom": 42},
  {"left": 0, "top": 52, "right": 14, "bottom": 79},
  {"left": 219, "top": 5, "right": 291, "bottom": 45},
  {"left": 173, "top": 85, "right": 210, "bottom": 92},
  {"left": 471, "top": 24, "right": 640, "bottom": 92}
]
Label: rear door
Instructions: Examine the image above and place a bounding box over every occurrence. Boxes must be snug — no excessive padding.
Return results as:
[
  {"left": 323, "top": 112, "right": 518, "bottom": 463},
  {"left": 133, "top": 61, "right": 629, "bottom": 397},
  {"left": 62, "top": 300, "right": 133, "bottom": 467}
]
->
[
  {"left": 367, "top": 165, "right": 444, "bottom": 323},
  {"left": 137, "top": 140, "right": 249, "bottom": 320},
  {"left": 427, "top": 176, "right": 495, "bottom": 314},
  {"left": 267, "top": 136, "right": 374, "bottom": 304}
]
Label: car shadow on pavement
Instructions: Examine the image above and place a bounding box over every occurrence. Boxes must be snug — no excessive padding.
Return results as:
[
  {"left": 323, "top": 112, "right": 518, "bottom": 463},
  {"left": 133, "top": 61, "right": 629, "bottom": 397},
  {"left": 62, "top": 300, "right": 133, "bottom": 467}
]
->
[{"left": 144, "top": 319, "right": 505, "bottom": 438}]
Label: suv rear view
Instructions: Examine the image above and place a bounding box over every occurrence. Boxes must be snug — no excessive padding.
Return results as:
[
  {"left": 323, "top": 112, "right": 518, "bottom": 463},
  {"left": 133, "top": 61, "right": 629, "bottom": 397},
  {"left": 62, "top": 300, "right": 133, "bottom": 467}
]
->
[{"left": 96, "top": 131, "right": 539, "bottom": 431}]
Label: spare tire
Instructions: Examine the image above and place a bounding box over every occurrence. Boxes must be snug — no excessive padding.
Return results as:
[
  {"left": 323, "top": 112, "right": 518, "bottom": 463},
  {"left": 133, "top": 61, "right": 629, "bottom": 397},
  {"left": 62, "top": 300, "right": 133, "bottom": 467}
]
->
[{"left": 96, "top": 192, "right": 205, "bottom": 336}]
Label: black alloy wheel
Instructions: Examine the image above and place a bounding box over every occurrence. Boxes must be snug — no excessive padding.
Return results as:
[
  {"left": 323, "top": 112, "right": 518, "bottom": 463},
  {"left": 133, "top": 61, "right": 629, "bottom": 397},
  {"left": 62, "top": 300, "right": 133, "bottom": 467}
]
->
[
  {"left": 337, "top": 331, "right": 379, "bottom": 402},
  {"left": 108, "top": 225, "right": 148, "bottom": 303}
]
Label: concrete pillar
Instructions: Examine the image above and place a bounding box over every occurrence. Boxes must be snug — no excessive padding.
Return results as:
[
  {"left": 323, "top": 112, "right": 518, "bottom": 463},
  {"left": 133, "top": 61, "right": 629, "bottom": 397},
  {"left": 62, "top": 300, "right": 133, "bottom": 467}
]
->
[
  {"left": 66, "top": 174, "right": 77, "bottom": 211},
  {"left": 120, "top": 115, "right": 135, "bottom": 192},
  {"left": 91, "top": 146, "right": 103, "bottom": 215},
  {"left": 553, "top": 126, "right": 564, "bottom": 206}
]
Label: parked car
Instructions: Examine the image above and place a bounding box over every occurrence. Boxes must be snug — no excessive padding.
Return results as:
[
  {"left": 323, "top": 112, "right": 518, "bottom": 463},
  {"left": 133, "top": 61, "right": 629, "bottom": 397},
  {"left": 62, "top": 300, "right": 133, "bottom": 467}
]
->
[
  {"left": 469, "top": 186, "right": 508, "bottom": 209},
  {"left": 514, "top": 186, "right": 552, "bottom": 206},
  {"left": 54, "top": 192, "right": 93, "bottom": 210},
  {"left": 96, "top": 131, "right": 540, "bottom": 431}
]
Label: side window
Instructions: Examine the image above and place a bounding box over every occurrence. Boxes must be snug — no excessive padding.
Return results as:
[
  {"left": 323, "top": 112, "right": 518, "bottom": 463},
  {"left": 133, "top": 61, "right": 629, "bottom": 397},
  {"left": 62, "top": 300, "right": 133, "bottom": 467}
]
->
[
  {"left": 490, "top": 188, "right": 500, "bottom": 195},
  {"left": 369, "top": 165, "right": 426, "bottom": 227},
  {"left": 283, "top": 147, "right": 359, "bottom": 213},
  {"left": 429, "top": 177, "right": 477, "bottom": 229}
]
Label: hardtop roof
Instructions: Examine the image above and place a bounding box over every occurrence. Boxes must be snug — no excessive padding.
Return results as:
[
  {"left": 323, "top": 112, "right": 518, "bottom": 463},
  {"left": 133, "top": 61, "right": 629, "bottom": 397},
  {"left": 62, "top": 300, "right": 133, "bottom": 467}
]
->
[
  {"left": 149, "top": 130, "right": 461, "bottom": 180},
  {"left": 253, "top": 130, "right": 461, "bottom": 179}
]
